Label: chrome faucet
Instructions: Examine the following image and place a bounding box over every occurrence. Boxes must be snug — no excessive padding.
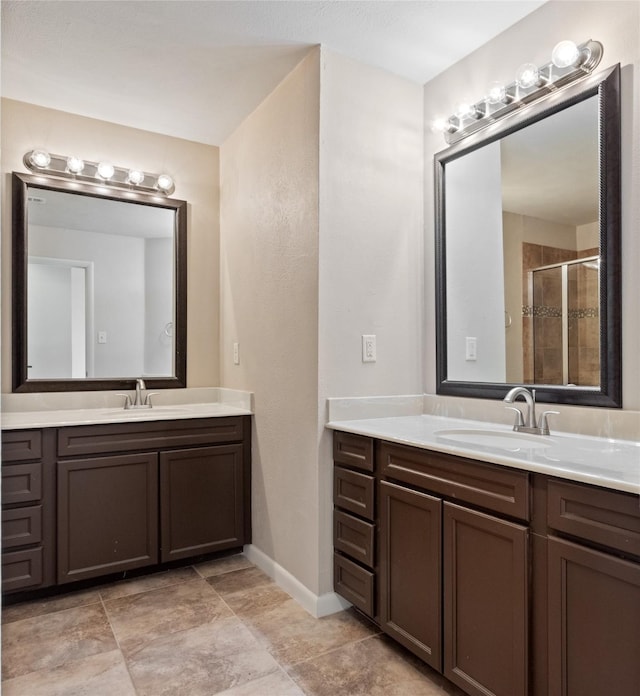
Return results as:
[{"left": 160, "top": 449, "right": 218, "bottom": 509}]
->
[
  {"left": 134, "top": 378, "right": 146, "bottom": 406},
  {"left": 503, "top": 387, "right": 558, "bottom": 435},
  {"left": 119, "top": 379, "right": 157, "bottom": 410}
]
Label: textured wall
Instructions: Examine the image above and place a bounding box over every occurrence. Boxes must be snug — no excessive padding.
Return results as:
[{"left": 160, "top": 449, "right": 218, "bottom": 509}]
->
[
  {"left": 317, "top": 49, "right": 424, "bottom": 594},
  {"left": 1, "top": 98, "right": 220, "bottom": 390},
  {"left": 423, "top": 0, "right": 640, "bottom": 410},
  {"left": 220, "top": 50, "right": 322, "bottom": 592}
]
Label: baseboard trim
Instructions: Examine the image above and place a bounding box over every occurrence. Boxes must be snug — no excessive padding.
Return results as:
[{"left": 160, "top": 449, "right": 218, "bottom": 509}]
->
[{"left": 243, "top": 544, "right": 351, "bottom": 618}]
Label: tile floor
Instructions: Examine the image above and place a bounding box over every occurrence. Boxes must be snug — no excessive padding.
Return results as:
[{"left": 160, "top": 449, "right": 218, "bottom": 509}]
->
[{"left": 1, "top": 554, "right": 465, "bottom": 695}]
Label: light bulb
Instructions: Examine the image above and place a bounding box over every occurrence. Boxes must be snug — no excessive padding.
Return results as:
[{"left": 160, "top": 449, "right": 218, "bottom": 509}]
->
[
  {"left": 431, "top": 117, "right": 451, "bottom": 133},
  {"left": 486, "top": 81, "right": 507, "bottom": 105},
  {"left": 515, "top": 63, "right": 540, "bottom": 89},
  {"left": 551, "top": 40, "right": 581, "bottom": 69},
  {"left": 66, "top": 156, "right": 85, "bottom": 174},
  {"left": 96, "top": 162, "right": 115, "bottom": 180},
  {"left": 156, "top": 174, "right": 174, "bottom": 192},
  {"left": 29, "top": 150, "right": 51, "bottom": 169},
  {"left": 455, "top": 100, "right": 476, "bottom": 120},
  {"left": 127, "top": 169, "right": 145, "bottom": 186}
]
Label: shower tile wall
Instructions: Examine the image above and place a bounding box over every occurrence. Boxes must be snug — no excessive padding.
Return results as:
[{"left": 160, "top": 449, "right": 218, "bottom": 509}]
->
[{"left": 522, "top": 243, "right": 599, "bottom": 386}]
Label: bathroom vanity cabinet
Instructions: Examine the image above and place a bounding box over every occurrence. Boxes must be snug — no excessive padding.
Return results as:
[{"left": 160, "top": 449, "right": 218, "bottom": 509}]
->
[
  {"left": 2, "top": 415, "right": 251, "bottom": 593},
  {"left": 333, "top": 430, "right": 640, "bottom": 696}
]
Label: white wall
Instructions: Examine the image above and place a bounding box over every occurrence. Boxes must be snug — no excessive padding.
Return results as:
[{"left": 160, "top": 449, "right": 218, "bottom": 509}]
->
[
  {"left": 423, "top": 0, "right": 640, "bottom": 410},
  {"left": 220, "top": 50, "right": 322, "bottom": 593},
  {"left": 1, "top": 98, "right": 220, "bottom": 390},
  {"left": 317, "top": 49, "right": 424, "bottom": 594}
]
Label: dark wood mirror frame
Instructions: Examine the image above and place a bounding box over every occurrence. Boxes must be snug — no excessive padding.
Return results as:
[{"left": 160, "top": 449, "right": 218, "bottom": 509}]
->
[
  {"left": 12, "top": 171, "right": 188, "bottom": 392},
  {"left": 434, "top": 64, "right": 621, "bottom": 408}
]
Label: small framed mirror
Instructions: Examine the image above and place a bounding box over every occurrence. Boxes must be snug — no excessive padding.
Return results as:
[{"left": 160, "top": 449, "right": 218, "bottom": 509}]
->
[
  {"left": 12, "top": 172, "right": 187, "bottom": 392},
  {"left": 434, "top": 63, "right": 621, "bottom": 407}
]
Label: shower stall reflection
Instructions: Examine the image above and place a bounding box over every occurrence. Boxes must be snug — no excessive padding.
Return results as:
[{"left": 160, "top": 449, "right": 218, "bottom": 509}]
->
[{"left": 524, "top": 256, "right": 600, "bottom": 386}]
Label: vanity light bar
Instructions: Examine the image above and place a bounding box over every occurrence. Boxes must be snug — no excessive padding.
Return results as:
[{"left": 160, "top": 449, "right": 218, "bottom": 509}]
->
[
  {"left": 23, "top": 151, "right": 175, "bottom": 196},
  {"left": 433, "top": 39, "right": 603, "bottom": 145}
]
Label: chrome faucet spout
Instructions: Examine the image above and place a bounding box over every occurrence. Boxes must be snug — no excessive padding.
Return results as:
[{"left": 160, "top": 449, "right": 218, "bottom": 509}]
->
[
  {"left": 134, "top": 378, "right": 147, "bottom": 407},
  {"left": 503, "top": 386, "right": 537, "bottom": 429}
]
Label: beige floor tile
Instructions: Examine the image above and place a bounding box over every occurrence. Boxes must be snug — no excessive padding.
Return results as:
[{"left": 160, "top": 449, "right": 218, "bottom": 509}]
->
[
  {"left": 1, "top": 649, "right": 136, "bottom": 696},
  {"left": 288, "top": 634, "right": 447, "bottom": 696},
  {"left": 1, "top": 588, "right": 102, "bottom": 625},
  {"left": 194, "top": 553, "right": 254, "bottom": 578},
  {"left": 243, "top": 601, "right": 380, "bottom": 667},
  {"left": 207, "top": 567, "right": 292, "bottom": 617},
  {"left": 104, "top": 577, "right": 233, "bottom": 656},
  {"left": 214, "top": 669, "right": 306, "bottom": 695},
  {"left": 125, "top": 616, "right": 282, "bottom": 696},
  {"left": 98, "top": 566, "right": 199, "bottom": 601},
  {"left": 1, "top": 603, "right": 118, "bottom": 680}
]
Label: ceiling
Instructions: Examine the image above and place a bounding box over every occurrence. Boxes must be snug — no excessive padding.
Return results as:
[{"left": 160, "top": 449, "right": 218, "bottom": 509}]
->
[{"left": 1, "top": 0, "right": 544, "bottom": 146}]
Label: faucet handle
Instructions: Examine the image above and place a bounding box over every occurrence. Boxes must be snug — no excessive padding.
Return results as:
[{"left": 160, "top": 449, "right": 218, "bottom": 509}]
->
[
  {"left": 538, "top": 410, "right": 559, "bottom": 435},
  {"left": 117, "top": 393, "right": 133, "bottom": 410},
  {"left": 505, "top": 406, "right": 525, "bottom": 429},
  {"left": 144, "top": 392, "right": 160, "bottom": 407}
]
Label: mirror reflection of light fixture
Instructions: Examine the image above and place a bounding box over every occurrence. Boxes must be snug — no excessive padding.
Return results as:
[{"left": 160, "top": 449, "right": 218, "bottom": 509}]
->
[
  {"left": 434, "top": 39, "right": 603, "bottom": 144},
  {"left": 23, "top": 150, "right": 176, "bottom": 196}
]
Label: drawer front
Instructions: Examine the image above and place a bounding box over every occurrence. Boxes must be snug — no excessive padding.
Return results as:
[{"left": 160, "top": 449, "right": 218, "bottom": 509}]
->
[
  {"left": 2, "top": 430, "right": 42, "bottom": 462},
  {"left": 379, "top": 441, "right": 530, "bottom": 521},
  {"left": 2, "top": 505, "right": 43, "bottom": 549},
  {"left": 334, "top": 466, "right": 375, "bottom": 521},
  {"left": 1, "top": 462, "right": 43, "bottom": 505},
  {"left": 334, "top": 552, "right": 375, "bottom": 618},
  {"left": 547, "top": 479, "right": 640, "bottom": 558},
  {"left": 2, "top": 547, "right": 43, "bottom": 592},
  {"left": 58, "top": 416, "right": 245, "bottom": 456},
  {"left": 334, "top": 509, "right": 375, "bottom": 568},
  {"left": 333, "top": 431, "right": 374, "bottom": 472}
]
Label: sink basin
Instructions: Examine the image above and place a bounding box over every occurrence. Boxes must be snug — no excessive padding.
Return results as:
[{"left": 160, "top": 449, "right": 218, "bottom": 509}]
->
[
  {"left": 435, "top": 429, "right": 552, "bottom": 451},
  {"left": 100, "top": 407, "right": 189, "bottom": 418}
]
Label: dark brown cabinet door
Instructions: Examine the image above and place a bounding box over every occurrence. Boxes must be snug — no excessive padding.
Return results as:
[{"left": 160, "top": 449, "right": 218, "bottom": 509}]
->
[
  {"left": 57, "top": 453, "right": 158, "bottom": 583},
  {"left": 160, "top": 445, "right": 244, "bottom": 563},
  {"left": 443, "top": 502, "right": 528, "bottom": 696},
  {"left": 547, "top": 537, "right": 640, "bottom": 696},
  {"left": 379, "top": 480, "right": 442, "bottom": 670}
]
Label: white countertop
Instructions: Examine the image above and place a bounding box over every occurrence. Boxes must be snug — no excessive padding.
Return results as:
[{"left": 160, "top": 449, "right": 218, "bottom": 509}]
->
[
  {"left": 1, "top": 387, "right": 253, "bottom": 430},
  {"left": 327, "top": 414, "right": 640, "bottom": 495},
  {"left": 1, "top": 402, "right": 252, "bottom": 430}
]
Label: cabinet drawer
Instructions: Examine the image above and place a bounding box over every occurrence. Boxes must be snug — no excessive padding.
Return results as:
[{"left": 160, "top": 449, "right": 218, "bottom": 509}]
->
[
  {"left": 334, "top": 509, "right": 375, "bottom": 568},
  {"left": 333, "top": 431, "right": 374, "bottom": 472},
  {"left": 334, "top": 466, "right": 375, "bottom": 521},
  {"left": 57, "top": 417, "right": 245, "bottom": 457},
  {"left": 547, "top": 479, "right": 640, "bottom": 558},
  {"left": 2, "top": 505, "right": 43, "bottom": 549},
  {"left": 1, "top": 430, "right": 42, "bottom": 462},
  {"left": 1, "top": 462, "right": 43, "bottom": 505},
  {"left": 334, "top": 552, "right": 375, "bottom": 617},
  {"left": 2, "top": 547, "right": 43, "bottom": 592},
  {"left": 379, "top": 441, "right": 530, "bottom": 521}
]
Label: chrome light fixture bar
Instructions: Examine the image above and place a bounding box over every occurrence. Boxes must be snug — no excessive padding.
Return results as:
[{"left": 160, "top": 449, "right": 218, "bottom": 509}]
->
[
  {"left": 433, "top": 39, "right": 603, "bottom": 145},
  {"left": 23, "top": 150, "right": 175, "bottom": 196}
]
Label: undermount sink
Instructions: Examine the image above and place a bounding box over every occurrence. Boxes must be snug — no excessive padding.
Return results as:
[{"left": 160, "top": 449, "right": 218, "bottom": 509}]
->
[{"left": 435, "top": 429, "right": 553, "bottom": 451}]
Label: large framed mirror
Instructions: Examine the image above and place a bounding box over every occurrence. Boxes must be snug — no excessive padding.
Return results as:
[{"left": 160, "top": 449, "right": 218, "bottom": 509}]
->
[
  {"left": 12, "top": 172, "right": 187, "bottom": 392},
  {"left": 435, "top": 63, "right": 621, "bottom": 407}
]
